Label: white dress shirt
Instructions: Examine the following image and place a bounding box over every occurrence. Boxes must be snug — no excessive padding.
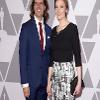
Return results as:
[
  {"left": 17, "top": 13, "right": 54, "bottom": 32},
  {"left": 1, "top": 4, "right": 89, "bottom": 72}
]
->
[{"left": 34, "top": 15, "right": 46, "bottom": 50}]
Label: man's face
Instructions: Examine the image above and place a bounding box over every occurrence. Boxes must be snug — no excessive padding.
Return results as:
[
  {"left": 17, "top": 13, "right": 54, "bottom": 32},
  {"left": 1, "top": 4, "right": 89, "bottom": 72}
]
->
[{"left": 34, "top": 0, "right": 46, "bottom": 20}]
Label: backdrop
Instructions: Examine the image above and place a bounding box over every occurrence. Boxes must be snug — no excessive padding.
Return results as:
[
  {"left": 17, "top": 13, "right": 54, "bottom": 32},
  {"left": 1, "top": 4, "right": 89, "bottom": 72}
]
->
[{"left": 0, "top": 0, "right": 100, "bottom": 100}]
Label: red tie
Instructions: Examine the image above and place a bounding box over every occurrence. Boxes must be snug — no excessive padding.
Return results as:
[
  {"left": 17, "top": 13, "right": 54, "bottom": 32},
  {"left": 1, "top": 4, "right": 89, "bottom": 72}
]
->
[{"left": 38, "top": 22, "right": 44, "bottom": 53}]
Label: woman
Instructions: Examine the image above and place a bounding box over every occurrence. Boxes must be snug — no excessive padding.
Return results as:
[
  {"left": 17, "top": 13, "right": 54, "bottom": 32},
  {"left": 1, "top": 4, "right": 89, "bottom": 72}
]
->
[{"left": 47, "top": 0, "right": 83, "bottom": 99}]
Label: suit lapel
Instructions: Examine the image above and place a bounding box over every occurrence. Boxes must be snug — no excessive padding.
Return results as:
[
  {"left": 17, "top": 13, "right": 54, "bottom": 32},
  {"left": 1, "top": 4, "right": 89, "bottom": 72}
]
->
[{"left": 31, "top": 17, "right": 50, "bottom": 55}]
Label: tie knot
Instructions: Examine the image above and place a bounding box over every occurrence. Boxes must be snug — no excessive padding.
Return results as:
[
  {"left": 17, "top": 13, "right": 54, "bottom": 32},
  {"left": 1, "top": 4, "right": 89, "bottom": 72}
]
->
[{"left": 38, "top": 22, "right": 42, "bottom": 26}]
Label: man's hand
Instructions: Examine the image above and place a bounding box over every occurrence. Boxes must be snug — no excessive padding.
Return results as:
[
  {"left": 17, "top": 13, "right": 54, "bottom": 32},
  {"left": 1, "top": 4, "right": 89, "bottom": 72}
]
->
[{"left": 23, "top": 87, "right": 30, "bottom": 97}]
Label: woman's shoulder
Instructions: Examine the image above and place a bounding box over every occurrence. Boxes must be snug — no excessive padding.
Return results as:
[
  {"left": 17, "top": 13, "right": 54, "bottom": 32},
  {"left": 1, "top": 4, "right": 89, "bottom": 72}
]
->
[
  {"left": 67, "top": 22, "right": 78, "bottom": 33},
  {"left": 52, "top": 26, "right": 57, "bottom": 31},
  {"left": 69, "top": 22, "right": 77, "bottom": 28},
  {"left": 51, "top": 26, "right": 57, "bottom": 34}
]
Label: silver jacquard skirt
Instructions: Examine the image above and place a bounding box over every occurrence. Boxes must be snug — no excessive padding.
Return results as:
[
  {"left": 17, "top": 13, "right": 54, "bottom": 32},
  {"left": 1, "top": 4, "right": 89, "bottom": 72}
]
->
[{"left": 50, "top": 61, "right": 75, "bottom": 100}]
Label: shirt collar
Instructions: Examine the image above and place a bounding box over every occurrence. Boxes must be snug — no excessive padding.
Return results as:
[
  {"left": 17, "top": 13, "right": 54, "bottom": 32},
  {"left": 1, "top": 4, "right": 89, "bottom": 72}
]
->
[{"left": 34, "top": 15, "right": 44, "bottom": 25}]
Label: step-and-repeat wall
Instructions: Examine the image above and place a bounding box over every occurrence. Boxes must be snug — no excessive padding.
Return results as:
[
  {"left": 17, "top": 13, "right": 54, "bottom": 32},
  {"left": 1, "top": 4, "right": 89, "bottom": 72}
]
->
[{"left": 0, "top": 0, "right": 100, "bottom": 100}]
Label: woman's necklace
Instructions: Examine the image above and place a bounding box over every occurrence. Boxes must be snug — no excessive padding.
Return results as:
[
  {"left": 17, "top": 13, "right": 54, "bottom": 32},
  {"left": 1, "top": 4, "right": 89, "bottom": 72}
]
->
[{"left": 57, "top": 23, "right": 68, "bottom": 34}]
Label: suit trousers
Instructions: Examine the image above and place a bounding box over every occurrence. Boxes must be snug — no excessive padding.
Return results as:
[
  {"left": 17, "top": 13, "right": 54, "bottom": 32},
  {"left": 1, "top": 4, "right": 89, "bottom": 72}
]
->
[{"left": 26, "top": 85, "right": 47, "bottom": 100}]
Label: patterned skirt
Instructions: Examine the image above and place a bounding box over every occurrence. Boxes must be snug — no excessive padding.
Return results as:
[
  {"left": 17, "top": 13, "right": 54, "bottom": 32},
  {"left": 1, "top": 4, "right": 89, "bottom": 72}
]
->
[{"left": 50, "top": 61, "right": 75, "bottom": 100}]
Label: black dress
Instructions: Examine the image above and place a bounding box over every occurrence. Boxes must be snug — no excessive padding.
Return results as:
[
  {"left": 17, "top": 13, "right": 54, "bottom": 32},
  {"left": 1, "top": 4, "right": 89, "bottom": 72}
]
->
[{"left": 50, "top": 23, "right": 82, "bottom": 100}]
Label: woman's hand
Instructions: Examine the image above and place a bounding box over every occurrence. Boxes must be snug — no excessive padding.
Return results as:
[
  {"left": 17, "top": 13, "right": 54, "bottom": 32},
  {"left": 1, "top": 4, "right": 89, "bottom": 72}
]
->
[
  {"left": 73, "top": 83, "right": 82, "bottom": 96},
  {"left": 74, "top": 66, "right": 82, "bottom": 96},
  {"left": 47, "top": 81, "right": 52, "bottom": 97}
]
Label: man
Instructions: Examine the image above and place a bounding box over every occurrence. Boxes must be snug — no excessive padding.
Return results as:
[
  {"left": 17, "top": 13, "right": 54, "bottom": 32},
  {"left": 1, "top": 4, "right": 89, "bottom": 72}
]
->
[{"left": 19, "top": 0, "right": 51, "bottom": 100}]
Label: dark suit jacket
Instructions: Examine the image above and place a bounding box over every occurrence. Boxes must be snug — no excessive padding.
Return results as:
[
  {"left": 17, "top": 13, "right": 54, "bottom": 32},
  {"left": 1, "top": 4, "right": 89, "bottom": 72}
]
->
[{"left": 19, "top": 16, "right": 51, "bottom": 88}]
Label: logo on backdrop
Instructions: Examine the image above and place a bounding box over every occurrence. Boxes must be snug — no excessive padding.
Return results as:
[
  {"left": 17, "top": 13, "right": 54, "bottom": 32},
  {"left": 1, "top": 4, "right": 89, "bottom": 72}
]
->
[{"left": 0, "top": 7, "right": 17, "bottom": 62}]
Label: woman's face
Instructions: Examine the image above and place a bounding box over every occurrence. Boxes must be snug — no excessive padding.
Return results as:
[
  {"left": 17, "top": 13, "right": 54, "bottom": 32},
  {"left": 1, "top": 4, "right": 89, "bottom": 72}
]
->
[{"left": 55, "top": 0, "right": 67, "bottom": 20}]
